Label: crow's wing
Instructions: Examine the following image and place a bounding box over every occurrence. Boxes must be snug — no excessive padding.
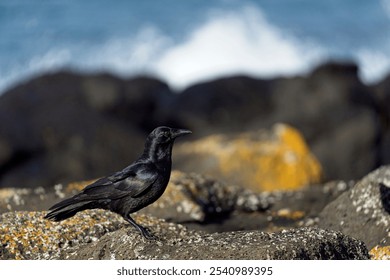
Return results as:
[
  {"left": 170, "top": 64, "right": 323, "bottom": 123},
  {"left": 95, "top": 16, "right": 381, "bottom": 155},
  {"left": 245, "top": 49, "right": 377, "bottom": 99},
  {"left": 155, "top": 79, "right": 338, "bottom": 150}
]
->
[{"left": 78, "top": 162, "right": 158, "bottom": 200}]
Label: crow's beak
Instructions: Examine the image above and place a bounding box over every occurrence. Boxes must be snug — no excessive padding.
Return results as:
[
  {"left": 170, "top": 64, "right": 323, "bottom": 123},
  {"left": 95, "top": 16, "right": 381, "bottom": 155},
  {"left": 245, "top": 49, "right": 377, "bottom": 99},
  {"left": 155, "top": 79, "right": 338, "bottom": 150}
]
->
[{"left": 171, "top": 128, "right": 192, "bottom": 138}]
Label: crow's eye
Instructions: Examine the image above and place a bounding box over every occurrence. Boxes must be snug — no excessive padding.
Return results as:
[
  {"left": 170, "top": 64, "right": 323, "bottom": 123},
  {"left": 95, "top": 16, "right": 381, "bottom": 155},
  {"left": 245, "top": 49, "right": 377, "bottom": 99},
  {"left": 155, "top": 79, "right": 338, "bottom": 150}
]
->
[{"left": 162, "top": 131, "right": 170, "bottom": 138}]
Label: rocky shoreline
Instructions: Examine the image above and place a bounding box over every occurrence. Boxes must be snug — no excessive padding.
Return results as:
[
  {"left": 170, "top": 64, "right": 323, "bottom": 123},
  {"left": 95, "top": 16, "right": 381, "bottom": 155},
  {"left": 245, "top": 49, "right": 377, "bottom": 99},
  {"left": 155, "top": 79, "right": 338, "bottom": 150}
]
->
[
  {"left": 1, "top": 166, "right": 389, "bottom": 260},
  {"left": 0, "top": 61, "right": 390, "bottom": 259}
]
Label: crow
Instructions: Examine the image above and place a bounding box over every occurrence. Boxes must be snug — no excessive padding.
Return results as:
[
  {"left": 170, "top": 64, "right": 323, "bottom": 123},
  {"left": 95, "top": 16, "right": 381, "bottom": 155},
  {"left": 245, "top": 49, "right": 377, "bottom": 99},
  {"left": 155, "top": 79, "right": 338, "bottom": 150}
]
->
[{"left": 44, "top": 126, "right": 191, "bottom": 239}]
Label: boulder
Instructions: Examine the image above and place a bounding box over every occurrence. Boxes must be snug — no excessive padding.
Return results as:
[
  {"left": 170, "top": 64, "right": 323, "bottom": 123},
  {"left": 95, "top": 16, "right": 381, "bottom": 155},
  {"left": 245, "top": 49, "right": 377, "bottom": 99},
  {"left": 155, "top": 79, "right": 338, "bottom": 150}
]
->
[
  {"left": 174, "top": 123, "right": 322, "bottom": 191},
  {"left": 171, "top": 62, "right": 381, "bottom": 181},
  {"left": 318, "top": 165, "right": 390, "bottom": 249},
  {"left": 372, "top": 75, "right": 390, "bottom": 166},
  {"left": 0, "top": 71, "right": 173, "bottom": 187},
  {"left": 170, "top": 75, "right": 273, "bottom": 136}
]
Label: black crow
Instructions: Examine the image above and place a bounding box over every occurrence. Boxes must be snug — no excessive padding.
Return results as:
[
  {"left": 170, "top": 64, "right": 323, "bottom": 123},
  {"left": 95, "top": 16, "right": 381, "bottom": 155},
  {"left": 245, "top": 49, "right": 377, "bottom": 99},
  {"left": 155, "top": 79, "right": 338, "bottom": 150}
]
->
[{"left": 44, "top": 126, "right": 191, "bottom": 239}]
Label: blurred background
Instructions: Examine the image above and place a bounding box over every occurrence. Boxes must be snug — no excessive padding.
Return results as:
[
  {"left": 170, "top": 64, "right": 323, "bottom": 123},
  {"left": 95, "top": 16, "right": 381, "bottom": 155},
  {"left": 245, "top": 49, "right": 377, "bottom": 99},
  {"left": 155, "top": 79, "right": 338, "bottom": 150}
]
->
[
  {"left": 1, "top": 0, "right": 390, "bottom": 92},
  {"left": 0, "top": 0, "right": 389, "bottom": 188}
]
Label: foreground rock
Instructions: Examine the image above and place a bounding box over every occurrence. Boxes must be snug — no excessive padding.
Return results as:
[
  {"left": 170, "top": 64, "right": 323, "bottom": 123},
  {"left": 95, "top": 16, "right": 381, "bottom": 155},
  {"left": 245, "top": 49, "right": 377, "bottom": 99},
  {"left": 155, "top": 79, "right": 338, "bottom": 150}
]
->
[
  {"left": 1, "top": 170, "right": 352, "bottom": 234},
  {"left": 0, "top": 210, "right": 123, "bottom": 260},
  {"left": 319, "top": 165, "right": 390, "bottom": 249},
  {"left": 0, "top": 210, "right": 369, "bottom": 260},
  {"left": 175, "top": 124, "right": 322, "bottom": 191}
]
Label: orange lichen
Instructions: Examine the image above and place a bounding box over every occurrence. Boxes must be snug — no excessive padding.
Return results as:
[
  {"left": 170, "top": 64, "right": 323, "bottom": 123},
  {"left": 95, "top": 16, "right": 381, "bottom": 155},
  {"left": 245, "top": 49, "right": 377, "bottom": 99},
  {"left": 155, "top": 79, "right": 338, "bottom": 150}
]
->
[
  {"left": 0, "top": 210, "right": 124, "bottom": 260},
  {"left": 369, "top": 246, "right": 390, "bottom": 260},
  {"left": 276, "top": 209, "right": 306, "bottom": 220},
  {"left": 176, "top": 123, "right": 322, "bottom": 191}
]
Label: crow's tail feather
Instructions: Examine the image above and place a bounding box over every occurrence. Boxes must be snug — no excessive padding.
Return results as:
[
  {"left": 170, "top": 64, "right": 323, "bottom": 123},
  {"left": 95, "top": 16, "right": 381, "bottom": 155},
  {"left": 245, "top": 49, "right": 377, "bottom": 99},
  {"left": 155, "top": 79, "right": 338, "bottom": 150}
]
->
[{"left": 44, "top": 197, "right": 92, "bottom": 222}]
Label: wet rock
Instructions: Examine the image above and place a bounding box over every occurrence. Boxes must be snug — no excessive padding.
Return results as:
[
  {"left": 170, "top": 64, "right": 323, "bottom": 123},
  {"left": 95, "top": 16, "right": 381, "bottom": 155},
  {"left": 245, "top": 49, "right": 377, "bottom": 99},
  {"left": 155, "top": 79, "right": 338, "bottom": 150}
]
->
[
  {"left": 174, "top": 123, "right": 322, "bottom": 191},
  {"left": 318, "top": 165, "right": 390, "bottom": 249}
]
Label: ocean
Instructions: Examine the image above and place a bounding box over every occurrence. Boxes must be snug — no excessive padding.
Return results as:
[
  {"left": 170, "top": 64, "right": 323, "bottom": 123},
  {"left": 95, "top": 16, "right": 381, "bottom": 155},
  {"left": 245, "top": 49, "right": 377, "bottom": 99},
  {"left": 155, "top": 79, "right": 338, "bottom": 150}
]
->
[{"left": 0, "top": 0, "right": 389, "bottom": 93}]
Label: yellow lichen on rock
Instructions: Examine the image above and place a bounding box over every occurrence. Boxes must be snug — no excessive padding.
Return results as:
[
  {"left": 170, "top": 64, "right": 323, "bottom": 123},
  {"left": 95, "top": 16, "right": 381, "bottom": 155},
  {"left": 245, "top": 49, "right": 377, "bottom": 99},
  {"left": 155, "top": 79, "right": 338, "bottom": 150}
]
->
[
  {"left": 369, "top": 246, "right": 390, "bottom": 260},
  {"left": 0, "top": 210, "right": 124, "bottom": 260},
  {"left": 175, "top": 123, "right": 322, "bottom": 191}
]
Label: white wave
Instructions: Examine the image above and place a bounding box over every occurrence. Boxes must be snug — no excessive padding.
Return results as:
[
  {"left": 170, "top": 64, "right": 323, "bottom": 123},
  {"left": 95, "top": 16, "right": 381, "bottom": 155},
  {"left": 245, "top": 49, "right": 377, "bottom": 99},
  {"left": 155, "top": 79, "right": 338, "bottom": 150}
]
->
[
  {"left": 1, "top": 5, "right": 389, "bottom": 94},
  {"left": 356, "top": 49, "right": 390, "bottom": 84},
  {"left": 60, "top": 5, "right": 326, "bottom": 91},
  {"left": 153, "top": 6, "right": 325, "bottom": 90}
]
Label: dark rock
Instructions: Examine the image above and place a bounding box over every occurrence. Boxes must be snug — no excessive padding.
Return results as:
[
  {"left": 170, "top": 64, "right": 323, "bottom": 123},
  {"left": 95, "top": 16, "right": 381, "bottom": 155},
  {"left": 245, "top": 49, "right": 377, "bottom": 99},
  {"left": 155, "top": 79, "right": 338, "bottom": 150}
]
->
[
  {"left": 0, "top": 61, "right": 386, "bottom": 187},
  {"left": 171, "top": 62, "right": 381, "bottom": 181},
  {"left": 372, "top": 75, "right": 390, "bottom": 166},
  {"left": 170, "top": 75, "right": 273, "bottom": 136},
  {"left": 0, "top": 71, "right": 173, "bottom": 187},
  {"left": 318, "top": 165, "right": 390, "bottom": 249}
]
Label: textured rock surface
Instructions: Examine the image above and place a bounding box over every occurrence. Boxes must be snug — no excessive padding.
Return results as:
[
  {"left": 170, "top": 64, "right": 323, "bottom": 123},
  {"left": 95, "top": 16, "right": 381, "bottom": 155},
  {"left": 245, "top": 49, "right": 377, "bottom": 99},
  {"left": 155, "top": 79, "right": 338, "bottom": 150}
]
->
[
  {"left": 369, "top": 246, "right": 390, "bottom": 260},
  {"left": 63, "top": 225, "right": 369, "bottom": 260},
  {"left": 0, "top": 210, "right": 367, "bottom": 260},
  {"left": 0, "top": 210, "right": 124, "bottom": 260},
  {"left": 319, "top": 165, "right": 390, "bottom": 249},
  {"left": 0, "top": 171, "right": 352, "bottom": 234},
  {"left": 175, "top": 124, "right": 322, "bottom": 191}
]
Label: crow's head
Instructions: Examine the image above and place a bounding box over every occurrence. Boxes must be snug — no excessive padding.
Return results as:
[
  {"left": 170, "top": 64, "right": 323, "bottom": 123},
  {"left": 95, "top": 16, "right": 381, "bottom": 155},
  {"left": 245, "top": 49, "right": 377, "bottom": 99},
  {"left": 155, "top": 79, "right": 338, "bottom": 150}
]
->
[
  {"left": 149, "top": 126, "right": 192, "bottom": 144},
  {"left": 143, "top": 126, "right": 191, "bottom": 161}
]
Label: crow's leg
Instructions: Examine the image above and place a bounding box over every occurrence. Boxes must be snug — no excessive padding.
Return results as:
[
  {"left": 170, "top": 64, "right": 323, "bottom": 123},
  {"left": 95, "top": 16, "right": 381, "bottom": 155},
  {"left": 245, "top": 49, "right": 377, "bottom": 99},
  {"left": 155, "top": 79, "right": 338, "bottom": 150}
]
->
[{"left": 124, "top": 215, "right": 155, "bottom": 240}]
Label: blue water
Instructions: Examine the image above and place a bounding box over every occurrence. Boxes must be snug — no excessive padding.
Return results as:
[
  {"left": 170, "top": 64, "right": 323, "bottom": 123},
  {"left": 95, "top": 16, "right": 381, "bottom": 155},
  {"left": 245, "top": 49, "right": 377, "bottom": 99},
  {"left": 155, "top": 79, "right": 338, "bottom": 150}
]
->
[{"left": 1, "top": 0, "right": 390, "bottom": 93}]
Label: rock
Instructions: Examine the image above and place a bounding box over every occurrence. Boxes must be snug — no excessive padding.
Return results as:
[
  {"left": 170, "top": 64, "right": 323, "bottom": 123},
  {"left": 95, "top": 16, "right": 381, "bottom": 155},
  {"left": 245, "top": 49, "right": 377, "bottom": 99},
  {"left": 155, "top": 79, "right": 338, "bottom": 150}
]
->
[
  {"left": 141, "top": 170, "right": 241, "bottom": 222},
  {"left": 0, "top": 62, "right": 386, "bottom": 187},
  {"left": 63, "top": 224, "right": 368, "bottom": 260},
  {"left": 318, "top": 165, "right": 390, "bottom": 249},
  {"left": 0, "top": 171, "right": 272, "bottom": 223},
  {"left": 267, "top": 62, "right": 380, "bottom": 181},
  {"left": 0, "top": 71, "right": 174, "bottom": 187},
  {"left": 0, "top": 171, "right": 352, "bottom": 234},
  {"left": 369, "top": 246, "right": 390, "bottom": 260},
  {"left": 174, "top": 123, "right": 322, "bottom": 191},
  {"left": 372, "top": 75, "right": 390, "bottom": 166},
  {"left": 171, "top": 62, "right": 381, "bottom": 181},
  {"left": 0, "top": 210, "right": 124, "bottom": 260},
  {"left": 170, "top": 75, "right": 273, "bottom": 136},
  {"left": 4, "top": 210, "right": 368, "bottom": 260}
]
